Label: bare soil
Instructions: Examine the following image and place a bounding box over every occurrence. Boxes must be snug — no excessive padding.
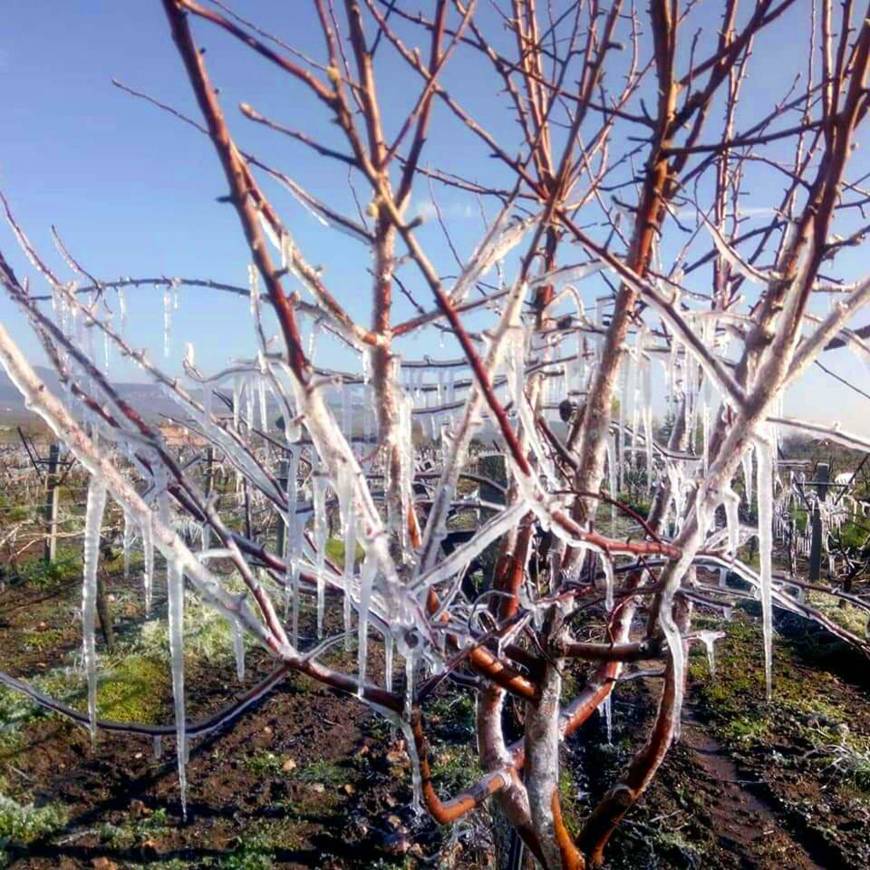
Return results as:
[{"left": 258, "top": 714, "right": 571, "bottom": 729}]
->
[{"left": 1, "top": 570, "right": 868, "bottom": 869}]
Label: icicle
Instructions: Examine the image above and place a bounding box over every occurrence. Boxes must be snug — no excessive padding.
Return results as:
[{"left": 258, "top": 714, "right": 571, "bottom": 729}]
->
[
  {"left": 163, "top": 285, "right": 172, "bottom": 358},
  {"left": 122, "top": 508, "right": 133, "bottom": 580},
  {"left": 756, "top": 437, "right": 775, "bottom": 700},
  {"left": 696, "top": 630, "right": 723, "bottom": 677},
  {"left": 117, "top": 286, "right": 127, "bottom": 331},
  {"left": 602, "top": 554, "right": 614, "bottom": 612},
  {"left": 617, "top": 358, "right": 627, "bottom": 493},
  {"left": 342, "top": 493, "right": 356, "bottom": 650},
  {"left": 660, "top": 598, "right": 685, "bottom": 742},
  {"left": 398, "top": 717, "right": 424, "bottom": 816},
  {"left": 244, "top": 376, "right": 254, "bottom": 431},
  {"left": 404, "top": 650, "right": 416, "bottom": 720},
  {"left": 356, "top": 553, "right": 376, "bottom": 697},
  {"left": 167, "top": 557, "right": 188, "bottom": 818},
  {"left": 233, "top": 620, "right": 245, "bottom": 682},
  {"left": 598, "top": 695, "right": 613, "bottom": 744},
  {"left": 383, "top": 633, "right": 394, "bottom": 691},
  {"left": 82, "top": 480, "right": 108, "bottom": 742},
  {"left": 142, "top": 510, "right": 154, "bottom": 613},
  {"left": 312, "top": 471, "right": 328, "bottom": 639},
  {"left": 258, "top": 376, "right": 268, "bottom": 431},
  {"left": 232, "top": 376, "right": 241, "bottom": 431},
  {"left": 742, "top": 449, "right": 753, "bottom": 504},
  {"left": 284, "top": 448, "right": 302, "bottom": 645},
  {"left": 723, "top": 487, "right": 740, "bottom": 556}
]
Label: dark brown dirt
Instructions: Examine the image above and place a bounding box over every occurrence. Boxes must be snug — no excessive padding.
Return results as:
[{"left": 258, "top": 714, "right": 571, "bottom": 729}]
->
[{"left": 2, "top": 571, "right": 868, "bottom": 868}]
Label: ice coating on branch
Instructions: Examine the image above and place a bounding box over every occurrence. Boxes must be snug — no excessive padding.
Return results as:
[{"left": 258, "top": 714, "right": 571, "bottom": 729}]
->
[
  {"left": 449, "top": 207, "right": 539, "bottom": 304},
  {"left": 704, "top": 219, "right": 776, "bottom": 286},
  {"left": 756, "top": 437, "right": 775, "bottom": 700},
  {"left": 82, "top": 480, "right": 107, "bottom": 742},
  {"left": 233, "top": 619, "right": 245, "bottom": 682},
  {"left": 167, "top": 557, "right": 188, "bottom": 818}
]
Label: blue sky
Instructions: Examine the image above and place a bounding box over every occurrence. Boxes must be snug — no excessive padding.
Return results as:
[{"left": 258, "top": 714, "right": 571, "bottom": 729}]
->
[{"left": 1, "top": 1, "right": 867, "bottom": 434}]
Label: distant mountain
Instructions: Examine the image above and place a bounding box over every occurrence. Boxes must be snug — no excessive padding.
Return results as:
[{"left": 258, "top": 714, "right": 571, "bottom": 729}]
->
[{"left": 0, "top": 365, "right": 185, "bottom": 422}]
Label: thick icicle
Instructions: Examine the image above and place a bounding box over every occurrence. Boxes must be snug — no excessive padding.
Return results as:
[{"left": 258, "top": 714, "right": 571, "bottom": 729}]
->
[
  {"left": 660, "top": 598, "right": 685, "bottom": 742},
  {"left": 742, "top": 449, "right": 753, "bottom": 504},
  {"left": 167, "top": 557, "right": 188, "bottom": 818},
  {"left": 756, "top": 438, "right": 775, "bottom": 700},
  {"left": 342, "top": 496, "right": 356, "bottom": 650},
  {"left": 723, "top": 486, "right": 740, "bottom": 556},
  {"left": 82, "top": 480, "right": 107, "bottom": 742},
  {"left": 142, "top": 509, "right": 154, "bottom": 613},
  {"left": 356, "top": 553, "right": 376, "bottom": 697},
  {"left": 602, "top": 554, "right": 614, "bottom": 612},
  {"left": 312, "top": 471, "right": 328, "bottom": 639},
  {"left": 599, "top": 695, "right": 613, "bottom": 744},
  {"left": 122, "top": 508, "right": 133, "bottom": 580},
  {"left": 285, "top": 448, "right": 302, "bottom": 645},
  {"left": 384, "top": 632, "right": 394, "bottom": 691},
  {"left": 696, "top": 630, "right": 723, "bottom": 677}
]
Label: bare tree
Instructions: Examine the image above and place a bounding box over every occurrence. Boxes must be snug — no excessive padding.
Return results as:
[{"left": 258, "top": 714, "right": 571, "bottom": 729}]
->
[{"left": 1, "top": 1, "right": 868, "bottom": 866}]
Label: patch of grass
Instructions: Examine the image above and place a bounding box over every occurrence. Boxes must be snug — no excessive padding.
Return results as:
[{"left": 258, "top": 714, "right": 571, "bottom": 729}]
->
[
  {"left": 0, "top": 794, "right": 67, "bottom": 853},
  {"left": 21, "top": 626, "right": 67, "bottom": 653},
  {"left": 296, "top": 758, "right": 347, "bottom": 787},
  {"left": 12, "top": 551, "right": 81, "bottom": 589},
  {"left": 216, "top": 833, "right": 276, "bottom": 870},
  {"left": 98, "top": 807, "right": 169, "bottom": 849},
  {"left": 720, "top": 714, "right": 772, "bottom": 747},
  {"left": 137, "top": 594, "right": 234, "bottom": 665},
  {"left": 97, "top": 655, "right": 169, "bottom": 723},
  {"left": 431, "top": 744, "right": 482, "bottom": 795},
  {"left": 245, "top": 751, "right": 290, "bottom": 776}
]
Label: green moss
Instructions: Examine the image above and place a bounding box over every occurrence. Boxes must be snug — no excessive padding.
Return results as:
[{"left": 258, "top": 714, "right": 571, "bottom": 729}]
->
[
  {"left": 97, "top": 655, "right": 169, "bottom": 723},
  {"left": 806, "top": 591, "right": 868, "bottom": 637}
]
